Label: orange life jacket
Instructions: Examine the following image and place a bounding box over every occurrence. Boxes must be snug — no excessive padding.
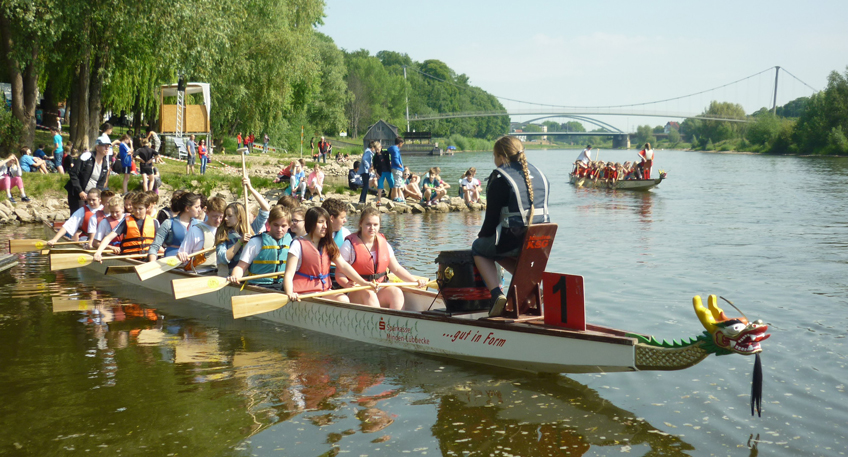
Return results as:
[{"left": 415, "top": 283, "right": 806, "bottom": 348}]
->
[
  {"left": 292, "top": 239, "right": 331, "bottom": 293},
  {"left": 120, "top": 215, "right": 155, "bottom": 254},
  {"left": 345, "top": 233, "right": 390, "bottom": 283}
]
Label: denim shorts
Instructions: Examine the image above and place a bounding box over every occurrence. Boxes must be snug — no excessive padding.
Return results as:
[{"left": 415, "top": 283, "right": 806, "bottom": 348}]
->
[
  {"left": 378, "top": 172, "right": 394, "bottom": 190},
  {"left": 54, "top": 151, "right": 63, "bottom": 169}
]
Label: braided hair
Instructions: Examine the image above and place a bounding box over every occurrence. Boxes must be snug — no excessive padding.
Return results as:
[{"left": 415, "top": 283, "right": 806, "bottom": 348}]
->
[{"left": 493, "top": 136, "right": 535, "bottom": 225}]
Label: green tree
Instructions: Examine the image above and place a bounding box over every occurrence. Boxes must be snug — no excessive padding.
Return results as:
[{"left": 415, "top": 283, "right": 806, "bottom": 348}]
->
[
  {"left": 791, "top": 68, "right": 848, "bottom": 154},
  {"left": 667, "top": 128, "right": 680, "bottom": 147},
  {"left": 635, "top": 125, "right": 656, "bottom": 145},
  {"left": 697, "top": 101, "right": 747, "bottom": 143},
  {"left": 747, "top": 112, "right": 782, "bottom": 146}
]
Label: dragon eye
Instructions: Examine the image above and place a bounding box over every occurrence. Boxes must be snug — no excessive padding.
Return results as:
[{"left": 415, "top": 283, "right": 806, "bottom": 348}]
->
[{"left": 730, "top": 323, "right": 746, "bottom": 332}]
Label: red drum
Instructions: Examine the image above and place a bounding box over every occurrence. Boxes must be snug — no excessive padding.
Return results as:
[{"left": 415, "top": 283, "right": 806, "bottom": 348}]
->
[{"left": 435, "top": 250, "right": 492, "bottom": 312}]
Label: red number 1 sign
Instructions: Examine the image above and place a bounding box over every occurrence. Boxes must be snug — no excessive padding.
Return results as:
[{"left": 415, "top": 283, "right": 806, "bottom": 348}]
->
[{"left": 542, "top": 272, "right": 585, "bottom": 331}]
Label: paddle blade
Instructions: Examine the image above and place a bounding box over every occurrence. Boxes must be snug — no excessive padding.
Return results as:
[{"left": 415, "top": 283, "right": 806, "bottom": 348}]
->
[
  {"left": 105, "top": 265, "right": 138, "bottom": 275},
  {"left": 172, "top": 275, "right": 229, "bottom": 300},
  {"left": 52, "top": 297, "right": 98, "bottom": 312},
  {"left": 136, "top": 256, "right": 183, "bottom": 281},
  {"left": 10, "top": 239, "right": 46, "bottom": 253},
  {"left": 50, "top": 253, "right": 94, "bottom": 271},
  {"left": 232, "top": 293, "right": 289, "bottom": 319}
]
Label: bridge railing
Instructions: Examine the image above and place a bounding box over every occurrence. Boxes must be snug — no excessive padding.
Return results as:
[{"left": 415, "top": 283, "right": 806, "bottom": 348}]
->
[{"left": 409, "top": 109, "right": 751, "bottom": 123}]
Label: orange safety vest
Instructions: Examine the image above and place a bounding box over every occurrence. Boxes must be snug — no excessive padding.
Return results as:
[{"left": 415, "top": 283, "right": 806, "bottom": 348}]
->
[
  {"left": 120, "top": 215, "right": 155, "bottom": 254},
  {"left": 292, "top": 239, "right": 331, "bottom": 293},
  {"left": 345, "top": 233, "right": 390, "bottom": 283},
  {"left": 79, "top": 205, "right": 105, "bottom": 236}
]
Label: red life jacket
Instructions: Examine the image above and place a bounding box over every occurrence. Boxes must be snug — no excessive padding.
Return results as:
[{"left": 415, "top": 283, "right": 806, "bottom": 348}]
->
[
  {"left": 292, "top": 239, "right": 331, "bottom": 293},
  {"left": 120, "top": 215, "right": 155, "bottom": 254},
  {"left": 79, "top": 205, "right": 105, "bottom": 237},
  {"left": 345, "top": 233, "right": 390, "bottom": 283}
]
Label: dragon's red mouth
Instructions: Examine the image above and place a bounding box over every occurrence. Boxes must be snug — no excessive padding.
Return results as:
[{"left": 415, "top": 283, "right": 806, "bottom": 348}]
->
[{"left": 731, "top": 326, "right": 770, "bottom": 354}]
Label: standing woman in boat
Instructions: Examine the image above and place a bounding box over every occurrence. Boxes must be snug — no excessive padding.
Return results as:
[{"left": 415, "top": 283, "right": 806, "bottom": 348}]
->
[
  {"left": 638, "top": 142, "right": 654, "bottom": 179},
  {"left": 282, "top": 207, "right": 374, "bottom": 302},
  {"left": 64, "top": 137, "right": 110, "bottom": 214},
  {"left": 336, "top": 208, "right": 427, "bottom": 309},
  {"left": 473, "top": 136, "right": 550, "bottom": 317}
]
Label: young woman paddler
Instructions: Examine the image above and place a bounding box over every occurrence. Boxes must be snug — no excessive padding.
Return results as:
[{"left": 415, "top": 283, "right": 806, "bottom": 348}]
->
[
  {"left": 226, "top": 206, "right": 291, "bottom": 287},
  {"left": 147, "top": 192, "right": 202, "bottom": 261},
  {"left": 336, "top": 208, "right": 426, "bottom": 309},
  {"left": 216, "top": 177, "right": 272, "bottom": 274},
  {"left": 283, "top": 207, "right": 374, "bottom": 302}
]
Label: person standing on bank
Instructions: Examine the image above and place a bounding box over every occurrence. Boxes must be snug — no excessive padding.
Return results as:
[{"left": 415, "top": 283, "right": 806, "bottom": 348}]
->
[
  {"left": 186, "top": 134, "right": 197, "bottom": 175},
  {"left": 472, "top": 136, "right": 550, "bottom": 317},
  {"left": 317, "top": 136, "right": 331, "bottom": 164},
  {"left": 358, "top": 140, "right": 377, "bottom": 204},
  {"left": 64, "top": 137, "right": 110, "bottom": 214},
  {"left": 388, "top": 137, "right": 405, "bottom": 202}
]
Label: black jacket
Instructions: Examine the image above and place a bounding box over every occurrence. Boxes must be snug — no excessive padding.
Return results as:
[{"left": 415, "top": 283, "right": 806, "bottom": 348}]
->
[{"left": 64, "top": 152, "right": 109, "bottom": 195}]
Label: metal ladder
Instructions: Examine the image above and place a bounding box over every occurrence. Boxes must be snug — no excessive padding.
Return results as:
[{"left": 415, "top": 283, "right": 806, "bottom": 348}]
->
[{"left": 175, "top": 90, "right": 184, "bottom": 141}]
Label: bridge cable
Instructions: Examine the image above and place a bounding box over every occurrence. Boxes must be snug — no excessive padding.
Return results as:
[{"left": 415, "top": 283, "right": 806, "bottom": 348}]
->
[{"left": 778, "top": 67, "right": 819, "bottom": 93}]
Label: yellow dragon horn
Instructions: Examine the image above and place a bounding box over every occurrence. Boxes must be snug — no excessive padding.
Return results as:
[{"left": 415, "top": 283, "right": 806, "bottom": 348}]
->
[
  {"left": 693, "top": 295, "right": 718, "bottom": 334},
  {"left": 707, "top": 294, "right": 726, "bottom": 321}
]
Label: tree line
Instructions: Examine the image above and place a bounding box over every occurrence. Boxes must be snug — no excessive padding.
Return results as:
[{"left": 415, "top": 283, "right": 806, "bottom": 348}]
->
[
  {"left": 638, "top": 66, "right": 848, "bottom": 155},
  {"left": 0, "top": 0, "right": 507, "bottom": 154}
]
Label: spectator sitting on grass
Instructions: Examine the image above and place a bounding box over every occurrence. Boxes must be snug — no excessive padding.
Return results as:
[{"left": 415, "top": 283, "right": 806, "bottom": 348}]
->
[
  {"left": 0, "top": 153, "right": 30, "bottom": 203},
  {"left": 19, "top": 147, "right": 49, "bottom": 174}
]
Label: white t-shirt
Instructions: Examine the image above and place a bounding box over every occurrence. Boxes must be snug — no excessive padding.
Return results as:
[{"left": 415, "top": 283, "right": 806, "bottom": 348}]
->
[
  {"left": 577, "top": 149, "right": 592, "bottom": 164},
  {"left": 62, "top": 204, "right": 103, "bottom": 238},
  {"left": 84, "top": 159, "right": 103, "bottom": 193},
  {"left": 177, "top": 222, "right": 214, "bottom": 272},
  {"left": 460, "top": 177, "right": 480, "bottom": 189},
  {"left": 94, "top": 215, "right": 125, "bottom": 241},
  {"left": 643, "top": 149, "right": 654, "bottom": 161}
]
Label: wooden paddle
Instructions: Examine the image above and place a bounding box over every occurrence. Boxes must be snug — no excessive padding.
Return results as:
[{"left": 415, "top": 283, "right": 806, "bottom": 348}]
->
[
  {"left": 241, "top": 148, "right": 250, "bottom": 214},
  {"left": 52, "top": 297, "right": 106, "bottom": 312},
  {"left": 10, "top": 239, "right": 85, "bottom": 253},
  {"left": 40, "top": 248, "right": 98, "bottom": 255},
  {"left": 135, "top": 247, "right": 216, "bottom": 281},
  {"left": 171, "top": 270, "right": 285, "bottom": 300},
  {"left": 232, "top": 285, "right": 373, "bottom": 319},
  {"left": 50, "top": 253, "right": 147, "bottom": 271}
]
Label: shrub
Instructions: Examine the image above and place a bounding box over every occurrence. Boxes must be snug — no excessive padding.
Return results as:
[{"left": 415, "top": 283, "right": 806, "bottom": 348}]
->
[{"left": 0, "top": 109, "right": 23, "bottom": 154}]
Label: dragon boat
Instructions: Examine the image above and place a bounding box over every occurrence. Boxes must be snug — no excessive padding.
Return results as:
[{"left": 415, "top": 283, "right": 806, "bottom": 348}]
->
[
  {"left": 569, "top": 172, "right": 666, "bottom": 190},
  {"left": 36, "top": 220, "right": 769, "bottom": 414}
]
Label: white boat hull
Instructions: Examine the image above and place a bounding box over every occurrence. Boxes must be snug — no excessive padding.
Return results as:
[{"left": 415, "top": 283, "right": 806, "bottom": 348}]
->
[
  {"left": 69, "top": 255, "right": 638, "bottom": 374},
  {"left": 569, "top": 173, "right": 663, "bottom": 190}
]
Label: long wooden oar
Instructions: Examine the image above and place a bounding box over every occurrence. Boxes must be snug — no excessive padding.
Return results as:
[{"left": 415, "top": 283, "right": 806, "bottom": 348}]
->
[
  {"left": 10, "top": 239, "right": 85, "bottom": 253},
  {"left": 171, "top": 270, "right": 285, "bottom": 300},
  {"left": 232, "top": 285, "right": 373, "bottom": 319},
  {"left": 135, "top": 247, "right": 216, "bottom": 281},
  {"left": 40, "top": 248, "right": 98, "bottom": 255},
  {"left": 50, "top": 253, "right": 147, "bottom": 271}
]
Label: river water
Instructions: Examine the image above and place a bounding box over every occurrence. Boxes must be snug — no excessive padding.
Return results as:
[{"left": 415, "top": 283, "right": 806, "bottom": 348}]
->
[{"left": 1, "top": 149, "right": 846, "bottom": 456}]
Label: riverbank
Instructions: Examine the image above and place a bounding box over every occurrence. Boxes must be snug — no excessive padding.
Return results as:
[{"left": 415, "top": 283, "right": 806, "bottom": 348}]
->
[{"left": 0, "top": 152, "right": 485, "bottom": 225}]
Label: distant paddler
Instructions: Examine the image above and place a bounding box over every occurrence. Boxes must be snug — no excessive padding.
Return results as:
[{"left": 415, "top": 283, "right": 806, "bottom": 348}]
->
[
  {"left": 473, "top": 136, "right": 550, "bottom": 317},
  {"left": 637, "top": 142, "right": 654, "bottom": 179}
]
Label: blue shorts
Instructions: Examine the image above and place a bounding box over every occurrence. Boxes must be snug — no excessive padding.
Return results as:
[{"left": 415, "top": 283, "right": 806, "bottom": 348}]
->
[
  {"left": 378, "top": 172, "right": 394, "bottom": 190},
  {"left": 54, "top": 151, "right": 63, "bottom": 169}
]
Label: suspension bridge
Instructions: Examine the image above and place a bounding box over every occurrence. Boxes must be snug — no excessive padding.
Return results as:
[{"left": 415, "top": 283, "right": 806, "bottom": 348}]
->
[{"left": 404, "top": 66, "right": 818, "bottom": 147}]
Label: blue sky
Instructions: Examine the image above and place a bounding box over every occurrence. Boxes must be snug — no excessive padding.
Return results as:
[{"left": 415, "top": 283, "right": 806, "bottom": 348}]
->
[{"left": 318, "top": 0, "right": 848, "bottom": 131}]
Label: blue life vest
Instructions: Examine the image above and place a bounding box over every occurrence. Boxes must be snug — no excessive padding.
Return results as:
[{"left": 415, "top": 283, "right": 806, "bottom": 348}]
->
[
  {"left": 163, "top": 217, "right": 189, "bottom": 257},
  {"left": 247, "top": 232, "right": 292, "bottom": 284}
]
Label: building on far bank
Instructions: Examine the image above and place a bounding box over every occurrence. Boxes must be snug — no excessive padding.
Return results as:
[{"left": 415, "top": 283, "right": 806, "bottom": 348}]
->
[{"left": 362, "top": 120, "right": 398, "bottom": 151}]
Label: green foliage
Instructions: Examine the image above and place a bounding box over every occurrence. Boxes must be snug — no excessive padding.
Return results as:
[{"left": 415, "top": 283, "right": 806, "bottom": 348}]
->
[
  {"left": 446, "top": 134, "right": 494, "bottom": 152},
  {"left": 667, "top": 128, "right": 681, "bottom": 147},
  {"left": 776, "top": 96, "right": 809, "bottom": 118},
  {"left": 790, "top": 68, "right": 848, "bottom": 155},
  {"left": 634, "top": 125, "right": 656, "bottom": 146},
  {"left": 746, "top": 112, "right": 782, "bottom": 146},
  {"left": 827, "top": 127, "right": 848, "bottom": 154},
  {"left": 0, "top": 109, "right": 24, "bottom": 154},
  {"left": 705, "top": 138, "right": 715, "bottom": 150}
]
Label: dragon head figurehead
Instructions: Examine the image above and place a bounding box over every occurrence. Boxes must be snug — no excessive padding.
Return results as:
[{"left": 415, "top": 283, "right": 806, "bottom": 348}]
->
[{"left": 693, "top": 295, "right": 770, "bottom": 355}]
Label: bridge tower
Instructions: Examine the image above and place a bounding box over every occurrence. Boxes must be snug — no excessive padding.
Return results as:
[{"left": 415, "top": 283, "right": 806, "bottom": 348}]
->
[
  {"left": 772, "top": 66, "right": 780, "bottom": 115},
  {"left": 613, "top": 134, "right": 630, "bottom": 149}
]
